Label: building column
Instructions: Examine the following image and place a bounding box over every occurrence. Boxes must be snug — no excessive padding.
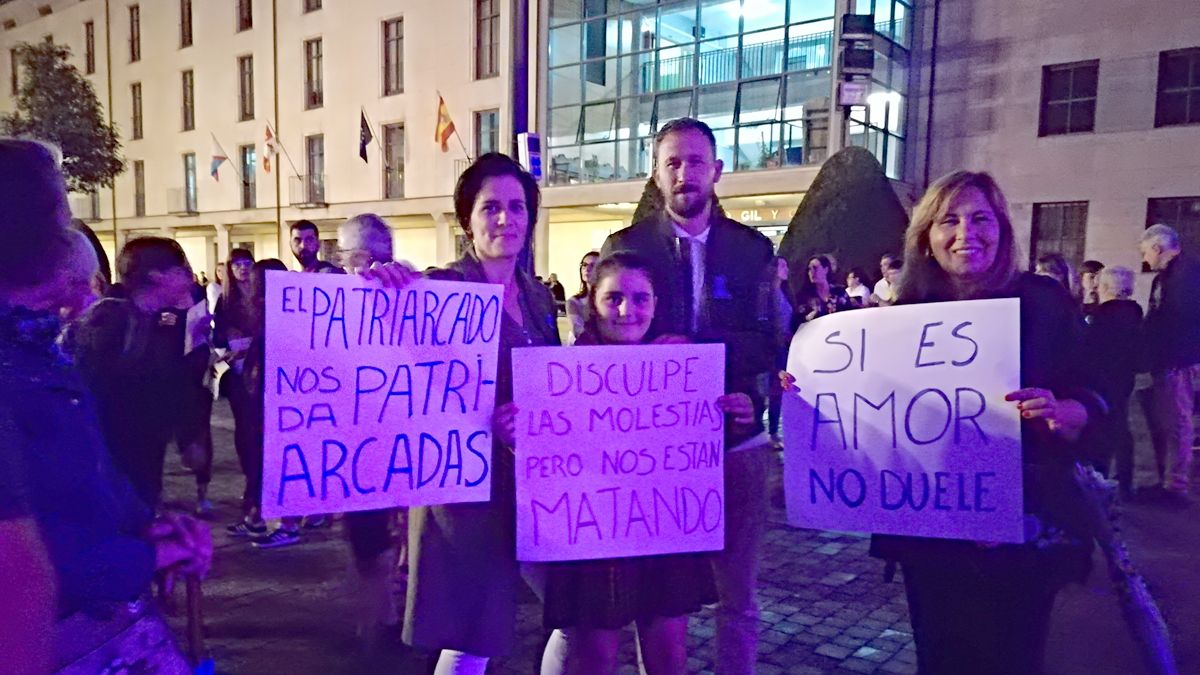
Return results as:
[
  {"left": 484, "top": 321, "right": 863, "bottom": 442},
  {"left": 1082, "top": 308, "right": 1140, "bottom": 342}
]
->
[
  {"left": 215, "top": 224, "right": 231, "bottom": 263},
  {"left": 534, "top": 207, "right": 550, "bottom": 277},
  {"left": 433, "top": 211, "right": 455, "bottom": 265}
]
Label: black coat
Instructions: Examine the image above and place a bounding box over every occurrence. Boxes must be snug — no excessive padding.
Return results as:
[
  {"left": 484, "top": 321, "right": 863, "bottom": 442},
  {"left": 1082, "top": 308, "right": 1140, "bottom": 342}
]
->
[
  {"left": 601, "top": 212, "right": 775, "bottom": 445},
  {"left": 1085, "top": 299, "right": 1144, "bottom": 405},
  {"left": 1145, "top": 253, "right": 1200, "bottom": 371}
]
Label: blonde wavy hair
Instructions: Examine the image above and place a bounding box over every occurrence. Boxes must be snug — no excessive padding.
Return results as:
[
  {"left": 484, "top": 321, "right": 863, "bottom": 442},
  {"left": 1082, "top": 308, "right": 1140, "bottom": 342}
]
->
[{"left": 896, "top": 171, "right": 1022, "bottom": 303}]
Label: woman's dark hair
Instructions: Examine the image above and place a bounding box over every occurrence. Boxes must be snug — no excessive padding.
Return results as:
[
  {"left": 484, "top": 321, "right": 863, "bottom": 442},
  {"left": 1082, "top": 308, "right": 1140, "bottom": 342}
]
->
[
  {"left": 252, "top": 258, "right": 288, "bottom": 300},
  {"left": 574, "top": 250, "right": 600, "bottom": 299},
  {"left": 224, "top": 247, "right": 256, "bottom": 307},
  {"left": 584, "top": 251, "right": 657, "bottom": 337},
  {"left": 453, "top": 153, "right": 540, "bottom": 245},
  {"left": 796, "top": 255, "right": 833, "bottom": 298},
  {"left": 117, "top": 237, "right": 188, "bottom": 291},
  {"left": 72, "top": 219, "right": 112, "bottom": 287}
]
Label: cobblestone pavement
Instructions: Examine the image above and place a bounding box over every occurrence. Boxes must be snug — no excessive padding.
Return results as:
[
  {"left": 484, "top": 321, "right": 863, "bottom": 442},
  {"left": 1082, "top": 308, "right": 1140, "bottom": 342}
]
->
[{"left": 162, "top": 404, "right": 1199, "bottom": 674}]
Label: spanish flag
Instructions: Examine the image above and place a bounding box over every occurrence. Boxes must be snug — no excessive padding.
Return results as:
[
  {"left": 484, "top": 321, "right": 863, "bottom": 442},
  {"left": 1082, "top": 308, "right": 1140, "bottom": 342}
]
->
[{"left": 435, "top": 95, "right": 456, "bottom": 153}]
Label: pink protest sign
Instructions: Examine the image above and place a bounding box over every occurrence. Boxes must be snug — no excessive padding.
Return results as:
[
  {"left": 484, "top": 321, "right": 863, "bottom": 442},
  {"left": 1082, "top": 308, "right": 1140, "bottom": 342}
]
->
[
  {"left": 782, "top": 299, "right": 1024, "bottom": 543},
  {"left": 512, "top": 343, "right": 726, "bottom": 562},
  {"left": 261, "top": 271, "right": 501, "bottom": 518}
]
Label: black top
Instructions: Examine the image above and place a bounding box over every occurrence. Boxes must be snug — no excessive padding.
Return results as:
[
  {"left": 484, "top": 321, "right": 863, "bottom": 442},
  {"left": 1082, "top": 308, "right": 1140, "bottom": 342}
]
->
[
  {"left": 1145, "top": 253, "right": 1200, "bottom": 371},
  {"left": 601, "top": 211, "right": 775, "bottom": 446},
  {"left": 1085, "top": 298, "right": 1144, "bottom": 403},
  {"left": 0, "top": 304, "right": 154, "bottom": 618}
]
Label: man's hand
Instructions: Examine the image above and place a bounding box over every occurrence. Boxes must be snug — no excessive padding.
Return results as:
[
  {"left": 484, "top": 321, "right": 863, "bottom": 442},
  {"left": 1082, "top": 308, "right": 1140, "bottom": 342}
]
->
[{"left": 149, "top": 513, "right": 213, "bottom": 594}]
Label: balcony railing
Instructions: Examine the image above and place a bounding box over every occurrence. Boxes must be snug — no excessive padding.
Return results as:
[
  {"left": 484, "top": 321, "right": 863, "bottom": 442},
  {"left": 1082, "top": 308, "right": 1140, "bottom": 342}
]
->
[
  {"left": 167, "top": 187, "right": 198, "bottom": 215},
  {"left": 290, "top": 174, "right": 327, "bottom": 206}
]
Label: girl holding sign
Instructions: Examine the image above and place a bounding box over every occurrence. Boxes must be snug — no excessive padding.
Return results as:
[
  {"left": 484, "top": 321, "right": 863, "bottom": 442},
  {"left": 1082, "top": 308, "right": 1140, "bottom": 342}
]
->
[
  {"left": 540, "top": 252, "right": 754, "bottom": 674},
  {"left": 867, "top": 172, "right": 1105, "bottom": 674}
]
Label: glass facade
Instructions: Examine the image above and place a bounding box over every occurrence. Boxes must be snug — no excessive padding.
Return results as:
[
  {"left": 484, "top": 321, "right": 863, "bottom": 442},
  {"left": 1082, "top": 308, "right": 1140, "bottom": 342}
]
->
[
  {"left": 847, "top": 0, "right": 911, "bottom": 179},
  {"left": 546, "top": 0, "right": 839, "bottom": 185}
]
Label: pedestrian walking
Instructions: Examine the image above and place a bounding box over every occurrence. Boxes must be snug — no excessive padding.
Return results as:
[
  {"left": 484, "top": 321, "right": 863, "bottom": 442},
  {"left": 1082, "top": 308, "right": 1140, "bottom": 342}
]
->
[
  {"left": 600, "top": 118, "right": 775, "bottom": 675},
  {"left": 1139, "top": 224, "right": 1200, "bottom": 506},
  {"left": 868, "top": 171, "right": 1105, "bottom": 675}
]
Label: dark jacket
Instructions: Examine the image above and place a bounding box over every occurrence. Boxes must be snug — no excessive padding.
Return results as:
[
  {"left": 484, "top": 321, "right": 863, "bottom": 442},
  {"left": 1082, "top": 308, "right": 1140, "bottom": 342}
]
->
[
  {"left": 1085, "top": 299, "right": 1144, "bottom": 405},
  {"left": 1144, "top": 253, "right": 1200, "bottom": 371},
  {"left": 0, "top": 305, "right": 154, "bottom": 618},
  {"left": 871, "top": 274, "right": 1102, "bottom": 584},
  {"left": 601, "top": 212, "right": 775, "bottom": 446}
]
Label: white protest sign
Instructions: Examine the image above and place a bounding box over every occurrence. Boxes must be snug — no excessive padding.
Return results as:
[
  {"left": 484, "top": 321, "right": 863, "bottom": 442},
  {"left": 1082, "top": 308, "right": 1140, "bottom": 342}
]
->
[
  {"left": 782, "top": 299, "right": 1024, "bottom": 543},
  {"left": 512, "top": 343, "right": 726, "bottom": 562},
  {"left": 262, "top": 271, "right": 502, "bottom": 518}
]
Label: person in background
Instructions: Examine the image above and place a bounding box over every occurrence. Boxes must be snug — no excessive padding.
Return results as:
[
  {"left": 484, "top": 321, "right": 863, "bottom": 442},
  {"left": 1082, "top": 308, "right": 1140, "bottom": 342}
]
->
[
  {"left": 765, "top": 256, "right": 794, "bottom": 448},
  {"left": 547, "top": 272, "right": 567, "bottom": 314},
  {"left": 206, "top": 262, "right": 224, "bottom": 313},
  {"left": 1084, "top": 266, "right": 1143, "bottom": 498},
  {"left": 216, "top": 248, "right": 270, "bottom": 538},
  {"left": 872, "top": 253, "right": 897, "bottom": 303},
  {"left": 0, "top": 137, "right": 211, "bottom": 675},
  {"left": 399, "top": 154, "right": 562, "bottom": 675},
  {"left": 600, "top": 118, "right": 775, "bottom": 675},
  {"left": 566, "top": 251, "right": 599, "bottom": 344},
  {"left": 867, "top": 171, "right": 1103, "bottom": 674},
  {"left": 541, "top": 252, "right": 752, "bottom": 674},
  {"left": 290, "top": 219, "right": 339, "bottom": 273},
  {"left": 844, "top": 266, "right": 872, "bottom": 308},
  {"left": 1079, "top": 259, "right": 1104, "bottom": 317},
  {"left": 1035, "top": 252, "right": 1081, "bottom": 303},
  {"left": 1140, "top": 223, "right": 1200, "bottom": 506},
  {"left": 175, "top": 266, "right": 216, "bottom": 518},
  {"left": 796, "top": 254, "right": 851, "bottom": 321},
  {"left": 70, "top": 237, "right": 198, "bottom": 510},
  {"left": 870, "top": 259, "right": 903, "bottom": 307},
  {"left": 198, "top": 271, "right": 209, "bottom": 286},
  {"left": 59, "top": 228, "right": 102, "bottom": 320},
  {"left": 71, "top": 219, "right": 111, "bottom": 298}
]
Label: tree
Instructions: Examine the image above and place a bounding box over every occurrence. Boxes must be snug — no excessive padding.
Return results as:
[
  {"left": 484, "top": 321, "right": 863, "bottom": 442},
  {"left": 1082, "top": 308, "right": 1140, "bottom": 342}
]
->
[
  {"left": 777, "top": 146, "right": 909, "bottom": 291},
  {"left": 1, "top": 42, "right": 123, "bottom": 193}
]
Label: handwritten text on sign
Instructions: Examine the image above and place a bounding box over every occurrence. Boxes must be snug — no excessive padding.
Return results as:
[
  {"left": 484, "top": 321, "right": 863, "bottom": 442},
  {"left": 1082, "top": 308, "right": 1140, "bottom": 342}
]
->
[
  {"left": 513, "top": 344, "right": 726, "bottom": 561},
  {"left": 781, "top": 299, "right": 1023, "bottom": 543},
  {"left": 262, "top": 271, "right": 502, "bottom": 518}
]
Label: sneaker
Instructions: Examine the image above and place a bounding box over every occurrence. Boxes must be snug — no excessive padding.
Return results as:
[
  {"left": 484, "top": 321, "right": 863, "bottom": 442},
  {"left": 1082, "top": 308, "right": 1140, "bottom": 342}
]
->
[
  {"left": 226, "top": 519, "right": 267, "bottom": 537},
  {"left": 252, "top": 528, "right": 302, "bottom": 549},
  {"left": 194, "top": 499, "right": 216, "bottom": 520}
]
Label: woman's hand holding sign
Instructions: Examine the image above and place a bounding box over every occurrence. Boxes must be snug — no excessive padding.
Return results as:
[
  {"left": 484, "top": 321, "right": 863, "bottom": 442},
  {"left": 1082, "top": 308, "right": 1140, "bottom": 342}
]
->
[
  {"left": 493, "top": 402, "right": 519, "bottom": 449},
  {"left": 1004, "top": 388, "right": 1088, "bottom": 442},
  {"left": 716, "top": 393, "right": 755, "bottom": 430},
  {"left": 362, "top": 260, "right": 422, "bottom": 288}
]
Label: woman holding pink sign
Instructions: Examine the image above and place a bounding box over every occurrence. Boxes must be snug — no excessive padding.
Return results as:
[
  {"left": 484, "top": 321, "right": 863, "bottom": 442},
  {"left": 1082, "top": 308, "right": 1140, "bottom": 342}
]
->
[
  {"left": 867, "top": 171, "right": 1105, "bottom": 674},
  {"left": 536, "top": 251, "right": 756, "bottom": 674}
]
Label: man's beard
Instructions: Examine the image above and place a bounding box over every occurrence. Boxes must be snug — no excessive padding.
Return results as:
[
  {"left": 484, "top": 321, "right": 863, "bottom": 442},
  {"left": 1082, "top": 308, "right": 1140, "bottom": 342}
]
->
[
  {"left": 295, "top": 250, "right": 316, "bottom": 267},
  {"left": 665, "top": 188, "right": 711, "bottom": 220}
]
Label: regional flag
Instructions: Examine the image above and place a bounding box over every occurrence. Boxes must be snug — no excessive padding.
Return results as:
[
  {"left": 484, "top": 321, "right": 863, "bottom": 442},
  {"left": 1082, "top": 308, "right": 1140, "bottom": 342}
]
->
[
  {"left": 263, "top": 123, "right": 280, "bottom": 173},
  {"left": 210, "top": 135, "right": 227, "bottom": 181},
  {"left": 435, "top": 95, "right": 456, "bottom": 153},
  {"left": 359, "top": 110, "right": 373, "bottom": 163}
]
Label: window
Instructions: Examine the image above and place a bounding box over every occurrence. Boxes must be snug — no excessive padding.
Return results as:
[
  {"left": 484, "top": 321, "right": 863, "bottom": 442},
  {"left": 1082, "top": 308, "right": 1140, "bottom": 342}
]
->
[
  {"left": 475, "top": 109, "right": 499, "bottom": 156},
  {"left": 131, "top": 82, "right": 143, "bottom": 139},
  {"left": 181, "top": 70, "right": 195, "bottom": 130},
  {"left": 237, "top": 0, "right": 252, "bottom": 32},
  {"left": 183, "top": 153, "right": 198, "bottom": 212},
  {"left": 304, "top": 0, "right": 321, "bottom": 13},
  {"left": 305, "top": 134, "right": 325, "bottom": 203},
  {"left": 383, "top": 124, "right": 404, "bottom": 199},
  {"left": 238, "top": 55, "right": 254, "bottom": 120},
  {"left": 240, "top": 145, "right": 256, "bottom": 208},
  {"left": 84, "top": 21, "right": 95, "bottom": 73},
  {"left": 382, "top": 18, "right": 404, "bottom": 96},
  {"left": 1031, "top": 202, "right": 1088, "bottom": 266},
  {"left": 1038, "top": 60, "right": 1098, "bottom": 136},
  {"left": 133, "top": 160, "right": 145, "bottom": 217},
  {"left": 475, "top": 0, "right": 499, "bottom": 79},
  {"left": 1156, "top": 48, "right": 1200, "bottom": 127},
  {"left": 180, "top": 0, "right": 193, "bottom": 48},
  {"left": 304, "top": 38, "right": 323, "bottom": 108},
  {"left": 129, "top": 5, "right": 140, "bottom": 62},
  {"left": 1147, "top": 197, "right": 1200, "bottom": 253}
]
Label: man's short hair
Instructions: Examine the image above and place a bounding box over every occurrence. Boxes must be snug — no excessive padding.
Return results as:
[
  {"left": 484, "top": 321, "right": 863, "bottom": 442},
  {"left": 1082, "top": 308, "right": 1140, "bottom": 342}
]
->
[
  {"left": 339, "top": 213, "right": 393, "bottom": 262},
  {"left": 290, "top": 219, "right": 318, "bottom": 236},
  {"left": 886, "top": 259, "right": 904, "bottom": 272},
  {"left": 1142, "top": 224, "right": 1181, "bottom": 250},
  {"left": 1080, "top": 259, "right": 1105, "bottom": 275},
  {"left": 1098, "top": 266, "right": 1135, "bottom": 299},
  {"left": 653, "top": 117, "right": 717, "bottom": 157}
]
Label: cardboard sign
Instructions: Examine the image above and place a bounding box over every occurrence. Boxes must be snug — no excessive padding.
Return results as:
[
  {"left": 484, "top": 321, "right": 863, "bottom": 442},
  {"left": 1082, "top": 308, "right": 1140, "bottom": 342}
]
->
[
  {"left": 782, "top": 299, "right": 1024, "bottom": 543},
  {"left": 513, "top": 343, "right": 727, "bottom": 561},
  {"left": 261, "top": 271, "right": 502, "bottom": 518}
]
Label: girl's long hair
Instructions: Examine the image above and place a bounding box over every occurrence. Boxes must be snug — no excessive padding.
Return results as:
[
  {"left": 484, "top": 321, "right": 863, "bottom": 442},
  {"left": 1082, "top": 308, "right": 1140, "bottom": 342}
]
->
[{"left": 895, "top": 171, "right": 1021, "bottom": 303}]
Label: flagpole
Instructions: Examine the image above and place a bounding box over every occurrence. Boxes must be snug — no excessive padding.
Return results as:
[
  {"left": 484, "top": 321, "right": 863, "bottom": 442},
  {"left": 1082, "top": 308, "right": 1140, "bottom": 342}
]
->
[
  {"left": 437, "top": 90, "right": 473, "bottom": 161},
  {"left": 210, "top": 132, "right": 243, "bottom": 183},
  {"left": 360, "top": 107, "right": 389, "bottom": 168},
  {"left": 268, "top": 120, "right": 303, "bottom": 178}
]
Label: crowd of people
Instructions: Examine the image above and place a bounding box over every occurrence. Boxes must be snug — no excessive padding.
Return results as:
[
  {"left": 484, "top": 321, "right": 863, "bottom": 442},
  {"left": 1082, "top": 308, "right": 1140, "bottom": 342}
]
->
[{"left": 2, "top": 113, "right": 1197, "bottom": 675}]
